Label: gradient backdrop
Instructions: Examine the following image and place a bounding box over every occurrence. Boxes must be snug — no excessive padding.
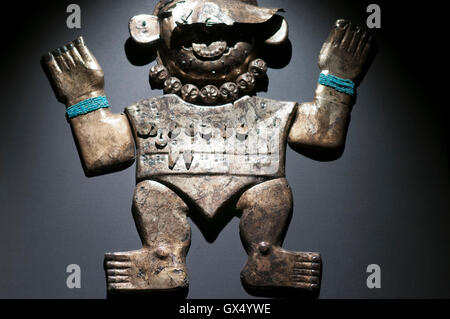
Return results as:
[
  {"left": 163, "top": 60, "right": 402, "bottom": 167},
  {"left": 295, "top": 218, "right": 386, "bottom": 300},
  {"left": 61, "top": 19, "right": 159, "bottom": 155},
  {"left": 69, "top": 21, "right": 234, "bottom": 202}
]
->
[{"left": 0, "top": 0, "right": 448, "bottom": 298}]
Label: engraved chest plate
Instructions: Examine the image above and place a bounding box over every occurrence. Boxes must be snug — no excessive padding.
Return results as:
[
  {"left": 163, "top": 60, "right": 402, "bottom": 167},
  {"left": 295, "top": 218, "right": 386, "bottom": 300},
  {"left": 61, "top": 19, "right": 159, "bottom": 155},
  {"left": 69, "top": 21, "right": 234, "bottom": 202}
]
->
[{"left": 125, "top": 94, "right": 296, "bottom": 180}]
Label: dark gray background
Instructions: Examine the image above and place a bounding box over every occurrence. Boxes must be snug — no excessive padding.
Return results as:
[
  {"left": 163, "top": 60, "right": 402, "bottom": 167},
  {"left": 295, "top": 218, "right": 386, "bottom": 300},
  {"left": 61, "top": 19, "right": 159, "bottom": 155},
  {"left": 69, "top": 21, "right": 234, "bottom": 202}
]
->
[{"left": 0, "top": 0, "right": 448, "bottom": 298}]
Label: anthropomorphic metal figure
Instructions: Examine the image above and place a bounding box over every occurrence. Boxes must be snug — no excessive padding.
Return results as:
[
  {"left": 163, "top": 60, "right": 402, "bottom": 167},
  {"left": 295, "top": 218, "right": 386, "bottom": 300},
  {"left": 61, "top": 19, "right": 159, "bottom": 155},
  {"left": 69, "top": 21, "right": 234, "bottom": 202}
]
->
[{"left": 42, "top": 0, "right": 373, "bottom": 297}]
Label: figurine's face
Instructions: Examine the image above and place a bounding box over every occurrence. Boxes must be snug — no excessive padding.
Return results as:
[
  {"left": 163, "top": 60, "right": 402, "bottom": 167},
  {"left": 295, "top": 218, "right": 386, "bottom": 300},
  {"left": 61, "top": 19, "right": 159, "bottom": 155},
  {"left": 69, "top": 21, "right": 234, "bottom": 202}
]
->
[
  {"left": 129, "top": 0, "right": 289, "bottom": 103},
  {"left": 158, "top": 19, "right": 256, "bottom": 87}
]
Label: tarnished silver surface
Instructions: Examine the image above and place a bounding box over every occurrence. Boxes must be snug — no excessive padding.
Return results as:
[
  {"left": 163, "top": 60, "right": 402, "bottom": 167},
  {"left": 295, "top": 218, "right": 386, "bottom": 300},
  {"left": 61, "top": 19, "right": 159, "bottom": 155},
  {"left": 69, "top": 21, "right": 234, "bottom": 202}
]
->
[
  {"left": 288, "top": 19, "right": 373, "bottom": 149},
  {"left": 42, "top": 0, "right": 374, "bottom": 298},
  {"left": 157, "top": 0, "right": 279, "bottom": 26},
  {"left": 129, "top": 14, "right": 160, "bottom": 45},
  {"left": 155, "top": 0, "right": 270, "bottom": 90},
  {"left": 149, "top": 64, "right": 169, "bottom": 84},
  {"left": 125, "top": 94, "right": 295, "bottom": 179},
  {"left": 248, "top": 58, "right": 268, "bottom": 78},
  {"left": 150, "top": 58, "right": 267, "bottom": 105},
  {"left": 41, "top": 37, "right": 135, "bottom": 176}
]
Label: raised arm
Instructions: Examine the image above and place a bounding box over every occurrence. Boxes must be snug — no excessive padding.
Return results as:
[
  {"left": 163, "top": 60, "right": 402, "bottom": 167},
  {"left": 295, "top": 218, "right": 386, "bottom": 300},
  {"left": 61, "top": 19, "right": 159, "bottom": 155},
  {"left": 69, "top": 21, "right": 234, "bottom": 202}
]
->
[
  {"left": 288, "top": 19, "right": 373, "bottom": 151},
  {"left": 42, "top": 37, "right": 135, "bottom": 176}
]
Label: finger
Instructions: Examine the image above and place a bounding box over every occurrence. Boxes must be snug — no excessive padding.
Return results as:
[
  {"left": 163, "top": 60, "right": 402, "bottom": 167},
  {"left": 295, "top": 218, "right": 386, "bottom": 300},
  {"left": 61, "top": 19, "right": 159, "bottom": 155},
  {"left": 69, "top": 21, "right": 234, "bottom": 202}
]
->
[
  {"left": 52, "top": 48, "right": 70, "bottom": 72},
  {"left": 73, "top": 36, "right": 99, "bottom": 68},
  {"left": 355, "top": 31, "right": 372, "bottom": 59},
  {"left": 359, "top": 35, "right": 373, "bottom": 62},
  {"left": 66, "top": 42, "right": 84, "bottom": 65},
  {"left": 340, "top": 22, "right": 355, "bottom": 50},
  {"left": 348, "top": 25, "right": 362, "bottom": 54},
  {"left": 42, "top": 52, "right": 62, "bottom": 78},
  {"left": 325, "top": 22, "right": 339, "bottom": 44},
  {"left": 61, "top": 46, "right": 76, "bottom": 68},
  {"left": 330, "top": 19, "right": 349, "bottom": 46}
]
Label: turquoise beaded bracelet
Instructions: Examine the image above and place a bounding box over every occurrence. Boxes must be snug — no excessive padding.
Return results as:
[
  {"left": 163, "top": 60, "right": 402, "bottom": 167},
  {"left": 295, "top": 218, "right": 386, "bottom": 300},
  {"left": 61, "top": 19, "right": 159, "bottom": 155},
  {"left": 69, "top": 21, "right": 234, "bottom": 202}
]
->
[
  {"left": 318, "top": 73, "right": 355, "bottom": 96},
  {"left": 66, "top": 96, "right": 109, "bottom": 119}
]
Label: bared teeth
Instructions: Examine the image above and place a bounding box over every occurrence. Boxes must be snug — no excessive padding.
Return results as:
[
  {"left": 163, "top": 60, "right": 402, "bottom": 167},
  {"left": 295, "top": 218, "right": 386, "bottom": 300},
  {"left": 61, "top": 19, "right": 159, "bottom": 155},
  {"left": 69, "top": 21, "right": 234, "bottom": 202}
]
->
[{"left": 193, "top": 41, "right": 227, "bottom": 59}]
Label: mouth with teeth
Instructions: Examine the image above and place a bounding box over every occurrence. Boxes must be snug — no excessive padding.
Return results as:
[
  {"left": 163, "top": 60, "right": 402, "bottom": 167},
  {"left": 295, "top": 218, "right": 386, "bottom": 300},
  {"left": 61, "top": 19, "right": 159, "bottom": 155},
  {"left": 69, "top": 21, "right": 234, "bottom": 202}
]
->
[{"left": 191, "top": 41, "right": 228, "bottom": 60}]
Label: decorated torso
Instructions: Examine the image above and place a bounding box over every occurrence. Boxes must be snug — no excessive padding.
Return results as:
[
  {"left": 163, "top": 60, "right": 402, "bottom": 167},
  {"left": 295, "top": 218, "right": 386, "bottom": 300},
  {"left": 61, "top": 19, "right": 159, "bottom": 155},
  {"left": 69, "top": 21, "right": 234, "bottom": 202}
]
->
[
  {"left": 126, "top": 94, "right": 296, "bottom": 181},
  {"left": 126, "top": 94, "right": 295, "bottom": 180},
  {"left": 125, "top": 94, "right": 296, "bottom": 218}
]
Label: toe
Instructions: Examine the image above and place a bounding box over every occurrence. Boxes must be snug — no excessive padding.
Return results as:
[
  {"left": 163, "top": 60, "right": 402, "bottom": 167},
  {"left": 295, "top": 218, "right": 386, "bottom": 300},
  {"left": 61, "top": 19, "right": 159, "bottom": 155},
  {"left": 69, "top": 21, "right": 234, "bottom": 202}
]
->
[
  {"left": 104, "top": 252, "right": 132, "bottom": 262},
  {"left": 309, "top": 283, "right": 320, "bottom": 291},
  {"left": 107, "top": 275, "right": 130, "bottom": 284},
  {"left": 296, "top": 252, "right": 321, "bottom": 262},
  {"left": 104, "top": 261, "right": 133, "bottom": 270},
  {"left": 293, "top": 268, "right": 321, "bottom": 276},
  {"left": 292, "top": 282, "right": 319, "bottom": 291},
  {"left": 294, "top": 261, "right": 321, "bottom": 270},
  {"left": 291, "top": 274, "right": 320, "bottom": 284},
  {"left": 108, "top": 282, "right": 134, "bottom": 291},
  {"left": 106, "top": 268, "right": 130, "bottom": 276}
]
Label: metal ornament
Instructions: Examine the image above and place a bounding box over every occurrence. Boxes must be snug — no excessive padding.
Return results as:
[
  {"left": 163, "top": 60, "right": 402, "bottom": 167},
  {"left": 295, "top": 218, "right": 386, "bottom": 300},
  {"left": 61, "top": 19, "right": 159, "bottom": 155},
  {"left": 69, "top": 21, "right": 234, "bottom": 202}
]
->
[
  {"left": 41, "top": 0, "right": 374, "bottom": 298},
  {"left": 149, "top": 58, "right": 267, "bottom": 105}
]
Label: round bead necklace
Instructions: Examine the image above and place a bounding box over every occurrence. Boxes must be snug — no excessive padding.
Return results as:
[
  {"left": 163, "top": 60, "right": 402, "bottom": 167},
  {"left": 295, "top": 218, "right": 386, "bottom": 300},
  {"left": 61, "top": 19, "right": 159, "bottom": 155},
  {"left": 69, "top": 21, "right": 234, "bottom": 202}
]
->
[{"left": 149, "top": 58, "right": 268, "bottom": 105}]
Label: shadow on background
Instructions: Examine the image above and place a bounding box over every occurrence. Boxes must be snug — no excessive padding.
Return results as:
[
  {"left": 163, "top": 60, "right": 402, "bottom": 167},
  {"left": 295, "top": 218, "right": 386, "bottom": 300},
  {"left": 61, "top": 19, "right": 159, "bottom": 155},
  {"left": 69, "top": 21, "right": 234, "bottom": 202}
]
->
[
  {"left": 261, "top": 40, "right": 292, "bottom": 70},
  {"left": 0, "top": 0, "right": 449, "bottom": 299},
  {"left": 124, "top": 37, "right": 158, "bottom": 66}
]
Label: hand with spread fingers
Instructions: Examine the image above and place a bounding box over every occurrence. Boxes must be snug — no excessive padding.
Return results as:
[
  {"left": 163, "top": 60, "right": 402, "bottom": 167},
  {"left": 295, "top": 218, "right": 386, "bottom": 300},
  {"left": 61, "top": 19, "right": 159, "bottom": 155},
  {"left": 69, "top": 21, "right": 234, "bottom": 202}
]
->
[
  {"left": 319, "top": 19, "right": 373, "bottom": 82},
  {"left": 42, "top": 36, "right": 105, "bottom": 106}
]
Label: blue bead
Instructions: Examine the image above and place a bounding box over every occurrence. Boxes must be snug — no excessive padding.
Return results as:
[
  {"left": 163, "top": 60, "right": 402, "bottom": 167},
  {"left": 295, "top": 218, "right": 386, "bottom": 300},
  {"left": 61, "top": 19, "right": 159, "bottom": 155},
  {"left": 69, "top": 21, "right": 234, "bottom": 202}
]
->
[
  {"left": 66, "top": 96, "right": 110, "bottom": 119},
  {"left": 318, "top": 73, "right": 355, "bottom": 96}
]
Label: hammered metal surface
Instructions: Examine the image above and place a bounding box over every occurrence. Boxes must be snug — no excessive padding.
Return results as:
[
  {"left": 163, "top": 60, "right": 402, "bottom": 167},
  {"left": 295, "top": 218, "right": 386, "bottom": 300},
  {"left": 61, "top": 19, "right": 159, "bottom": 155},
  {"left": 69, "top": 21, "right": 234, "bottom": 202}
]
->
[
  {"left": 124, "top": 93, "right": 295, "bottom": 219},
  {"left": 41, "top": 0, "right": 374, "bottom": 298},
  {"left": 125, "top": 94, "right": 295, "bottom": 179}
]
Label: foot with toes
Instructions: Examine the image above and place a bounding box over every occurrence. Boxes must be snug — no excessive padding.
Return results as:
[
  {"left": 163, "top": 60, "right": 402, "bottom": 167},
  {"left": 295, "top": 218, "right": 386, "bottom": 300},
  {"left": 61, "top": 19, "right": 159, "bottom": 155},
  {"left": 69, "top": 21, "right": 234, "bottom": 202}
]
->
[
  {"left": 241, "top": 243, "right": 321, "bottom": 294},
  {"left": 104, "top": 246, "right": 189, "bottom": 294}
]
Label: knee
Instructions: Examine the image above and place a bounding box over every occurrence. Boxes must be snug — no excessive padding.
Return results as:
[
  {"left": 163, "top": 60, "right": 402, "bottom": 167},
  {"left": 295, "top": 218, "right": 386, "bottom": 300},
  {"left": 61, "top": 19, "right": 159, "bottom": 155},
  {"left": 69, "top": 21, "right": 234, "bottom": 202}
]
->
[
  {"left": 132, "top": 180, "right": 190, "bottom": 246},
  {"left": 133, "top": 180, "right": 188, "bottom": 214},
  {"left": 236, "top": 178, "right": 292, "bottom": 212}
]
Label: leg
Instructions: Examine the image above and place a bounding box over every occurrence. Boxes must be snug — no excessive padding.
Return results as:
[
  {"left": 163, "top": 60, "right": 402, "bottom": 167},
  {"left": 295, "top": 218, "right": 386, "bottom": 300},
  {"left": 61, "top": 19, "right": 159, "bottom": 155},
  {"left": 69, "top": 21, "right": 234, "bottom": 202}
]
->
[
  {"left": 104, "top": 180, "right": 191, "bottom": 294},
  {"left": 237, "top": 178, "right": 321, "bottom": 296}
]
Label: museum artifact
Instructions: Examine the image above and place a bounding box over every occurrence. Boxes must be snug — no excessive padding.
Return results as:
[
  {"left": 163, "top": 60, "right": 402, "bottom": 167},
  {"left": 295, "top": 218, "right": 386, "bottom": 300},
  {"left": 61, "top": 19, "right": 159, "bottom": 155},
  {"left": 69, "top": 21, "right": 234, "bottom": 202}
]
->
[{"left": 41, "top": 0, "right": 373, "bottom": 297}]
